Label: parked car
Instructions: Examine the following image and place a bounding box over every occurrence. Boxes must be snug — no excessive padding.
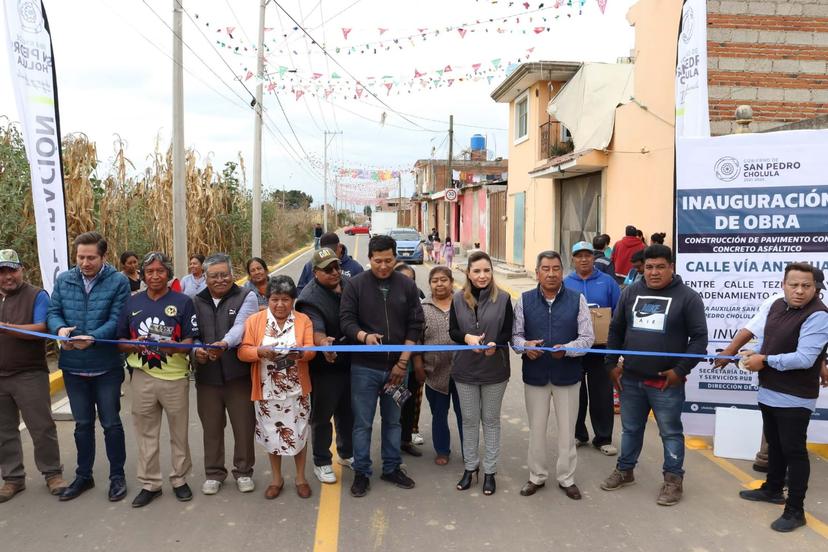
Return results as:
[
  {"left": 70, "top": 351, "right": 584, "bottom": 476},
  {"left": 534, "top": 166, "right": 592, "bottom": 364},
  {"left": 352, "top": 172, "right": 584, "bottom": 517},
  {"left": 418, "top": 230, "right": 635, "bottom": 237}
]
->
[
  {"left": 388, "top": 228, "right": 424, "bottom": 264},
  {"left": 344, "top": 224, "right": 370, "bottom": 235}
]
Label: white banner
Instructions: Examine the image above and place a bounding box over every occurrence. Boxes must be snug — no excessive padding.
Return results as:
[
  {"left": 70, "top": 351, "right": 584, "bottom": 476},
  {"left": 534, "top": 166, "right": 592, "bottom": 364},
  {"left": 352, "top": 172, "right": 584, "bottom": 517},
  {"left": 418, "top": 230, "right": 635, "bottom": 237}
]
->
[
  {"left": 676, "top": 130, "right": 828, "bottom": 443},
  {"left": 675, "top": 0, "right": 710, "bottom": 139},
  {"left": 4, "top": 0, "right": 68, "bottom": 293}
]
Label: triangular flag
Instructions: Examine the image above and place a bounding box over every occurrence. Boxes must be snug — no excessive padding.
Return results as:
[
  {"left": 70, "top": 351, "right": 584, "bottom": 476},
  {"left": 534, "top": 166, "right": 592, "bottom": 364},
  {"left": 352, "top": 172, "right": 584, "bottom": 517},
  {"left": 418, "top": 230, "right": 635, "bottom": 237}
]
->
[
  {"left": 447, "top": 79, "right": 455, "bottom": 87},
  {"left": 356, "top": 87, "right": 364, "bottom": 98},
  {"left": 331, "top": 72, "right": 341, "bottom": 79},
  {"left": 458, "top": 28, "right": 467, "bottom": 38},
  {"left": 267, "top": 82, "right": 276, "bottom": 92},
  {"left": 226, "top": 26, "right": 235, "bottom": 38},
  {"left": 417, "top": 28, "right": 427, "bottom": 33},
  {"left": 444, "top": 65, "right": 452, "bottom": 72},
  {"left": 436, "top": 69, "right": 444, "bottom": 77},
  {"left": 342, "top": 28, "right": 352, "bottom": 39},
  {"left": 527, "top": 47, "right": 535, "bottom": 53},
  {"left": 278, "top": 66, "right": 288, "bottom": 77},
  {"left": 533, "top": 26, "right": 545, "bottom": 34},
  {"left": 384, "top": 83, "right": 393, "bottom": 95},
  {"left": 491, "top": 58, "right": 501, "bottom": 68},
  {"left": 378, "top": 28, "right": 388, "bottom": 35},
  {"left": 245, "top": 71, "right": 253, "bottom": 81},
  {"left": 324, "top": 88, "right": 333, "bottom": 99},
  {"left": 295, "top": 90, "right": 304, "bottom": 100},
  {"left": 472, "top": 63, "right": 481, "bottom": 72},
  {"left": 312, "top": 72, "right": 323, "bottom": 79},
  {"left": 597, "top": 0, "right": 607, "bottom": 13},
  {"left": 487, "top": 75, "right": 494, "bottom": 84},
  {"left": 414, "top": 69, "right": 425, "bottom": 78},
  {"left": 523, "top": 2, "right": 530, "bottom": 7}
]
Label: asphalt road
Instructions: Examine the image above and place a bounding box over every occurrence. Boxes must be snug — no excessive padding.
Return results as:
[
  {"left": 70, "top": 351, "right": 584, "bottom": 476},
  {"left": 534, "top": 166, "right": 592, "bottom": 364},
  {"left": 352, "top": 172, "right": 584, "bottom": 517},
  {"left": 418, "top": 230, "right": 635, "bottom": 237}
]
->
[{"left": 3, "top": 232, "right": 828, "bottom": 551}]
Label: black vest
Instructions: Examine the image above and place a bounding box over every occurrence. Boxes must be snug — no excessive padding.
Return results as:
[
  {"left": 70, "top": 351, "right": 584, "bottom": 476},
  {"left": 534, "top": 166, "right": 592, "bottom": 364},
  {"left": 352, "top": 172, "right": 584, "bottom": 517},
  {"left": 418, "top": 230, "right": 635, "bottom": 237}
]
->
[
  {"left": 192, "top": 285, "right": 252, "bottom": 385},
  {"left": 0, "top": 282, "right": 48, "bottom": 375},
  {"left": 759, "top": 296, "right": 828, "bottom": 399},
  {"left": 295, "top": 278, "right": 350, "bottom": 373}
]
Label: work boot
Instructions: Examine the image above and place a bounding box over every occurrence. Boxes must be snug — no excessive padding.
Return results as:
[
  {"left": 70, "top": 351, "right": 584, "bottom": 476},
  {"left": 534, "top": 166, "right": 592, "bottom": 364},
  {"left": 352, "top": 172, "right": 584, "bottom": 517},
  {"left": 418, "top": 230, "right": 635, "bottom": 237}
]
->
[
  {"left": 600, "top": 468, "right": 635, "bottom": 491},
  {"left": 0, "top": 481, "right": 25, "bottom": 503},
  {"left": 46, "top": 475, "right": 68, "bottom": 496},
  {"left": 656, "top": 472, "right": 683, "bottom": 506}
]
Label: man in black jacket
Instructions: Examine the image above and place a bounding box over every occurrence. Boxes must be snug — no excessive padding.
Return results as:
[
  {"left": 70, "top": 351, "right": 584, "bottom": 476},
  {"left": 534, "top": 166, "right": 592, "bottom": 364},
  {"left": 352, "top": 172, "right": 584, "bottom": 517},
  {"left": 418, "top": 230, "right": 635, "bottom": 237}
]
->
[
  {"left": 296, "top": 248, "right": 354, "bottom": 485},
  {"left": 340, "top": 235, "right": 424, "bottom": 498},
  {"left": 600, "top": 245, "right": 707, "bottom": 507}
]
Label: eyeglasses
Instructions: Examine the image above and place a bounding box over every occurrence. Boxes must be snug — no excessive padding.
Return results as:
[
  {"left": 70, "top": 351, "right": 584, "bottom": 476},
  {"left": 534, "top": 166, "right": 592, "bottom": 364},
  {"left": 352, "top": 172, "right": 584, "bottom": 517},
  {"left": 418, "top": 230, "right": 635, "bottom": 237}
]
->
[
  {"left": 206, "top": 272, "right": 231, "bottom": 280},
  {"left": 321, "top": 264, "right": 341, "bottom": 274}
]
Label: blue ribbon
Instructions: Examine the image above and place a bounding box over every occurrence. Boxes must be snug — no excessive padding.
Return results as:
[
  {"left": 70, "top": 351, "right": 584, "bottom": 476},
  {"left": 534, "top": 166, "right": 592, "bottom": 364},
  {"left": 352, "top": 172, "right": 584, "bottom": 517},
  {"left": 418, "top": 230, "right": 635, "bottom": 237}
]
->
[{"left": 0, "top": 324, "right": 740, "bottom": 360}]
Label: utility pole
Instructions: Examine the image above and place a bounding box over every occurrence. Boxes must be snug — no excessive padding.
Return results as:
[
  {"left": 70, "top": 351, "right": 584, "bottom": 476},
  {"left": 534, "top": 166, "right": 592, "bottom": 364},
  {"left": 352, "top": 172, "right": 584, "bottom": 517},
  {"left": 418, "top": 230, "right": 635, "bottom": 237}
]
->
[
  {"left": 397, "top": 173, "right": 402, "bottom": 225},
  {"left": 446, "top": 114, "right": 454, "bottom": 239},
  {"left": 322, "top": 130, "right": 342, "bottom": 232},
  {"left": 251, "top": 0, "right": 266, "bottom": 258},
  {"left": 172, "top": 0, "right": 187, "bottom": 277}
]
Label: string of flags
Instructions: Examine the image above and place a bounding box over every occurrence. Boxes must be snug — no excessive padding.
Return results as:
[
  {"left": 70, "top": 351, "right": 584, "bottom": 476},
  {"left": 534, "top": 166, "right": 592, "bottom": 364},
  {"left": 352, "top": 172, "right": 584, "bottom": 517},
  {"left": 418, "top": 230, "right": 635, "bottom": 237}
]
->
[{"left": 193, "top": 0, "right": 607, "bottom": 58}]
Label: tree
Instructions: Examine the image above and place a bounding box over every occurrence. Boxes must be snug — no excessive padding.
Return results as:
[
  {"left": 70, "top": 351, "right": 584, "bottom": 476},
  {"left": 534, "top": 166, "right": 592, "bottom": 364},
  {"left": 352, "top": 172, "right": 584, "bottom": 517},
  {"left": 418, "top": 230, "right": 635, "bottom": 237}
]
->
[{"left": 363, "top": 205, "right": 372, "bottom": 218}]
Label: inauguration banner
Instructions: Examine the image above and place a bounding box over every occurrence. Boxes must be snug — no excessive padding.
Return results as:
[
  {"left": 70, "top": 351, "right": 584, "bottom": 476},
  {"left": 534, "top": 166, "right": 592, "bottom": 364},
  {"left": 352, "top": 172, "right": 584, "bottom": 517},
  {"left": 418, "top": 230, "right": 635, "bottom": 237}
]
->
[
  {"left": 4, "top": 0, "right": 68, "bottom": 293},
  {"left": 675, "top": 0, "right": 710, "bottom": 139},
  {"left": 676, "top": 130, "right": 828, "bottom": 443}
]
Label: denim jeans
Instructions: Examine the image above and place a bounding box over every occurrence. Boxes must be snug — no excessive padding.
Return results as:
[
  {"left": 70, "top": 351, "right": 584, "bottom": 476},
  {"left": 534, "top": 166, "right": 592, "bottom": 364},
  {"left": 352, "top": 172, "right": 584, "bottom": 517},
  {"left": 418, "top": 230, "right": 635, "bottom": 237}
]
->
[
  {"left": 425, "top": 379, "right": 463, "bottom": 457},
  {"left": 617, "top": 376, "right": 685, "bottom": 476},
  {"left": 350, "top": 364, "right": 402, "bottom": 477},
  {"left": 63, "top": 369, "right": 126, "bottom": 481}
]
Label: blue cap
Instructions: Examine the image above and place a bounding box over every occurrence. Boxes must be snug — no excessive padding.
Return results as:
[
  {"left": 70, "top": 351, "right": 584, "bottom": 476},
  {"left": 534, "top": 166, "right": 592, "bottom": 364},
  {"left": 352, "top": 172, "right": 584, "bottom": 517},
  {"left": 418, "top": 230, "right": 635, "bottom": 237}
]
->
[{"left": 571, "top": 241, "right": 594, "bottom": 255}]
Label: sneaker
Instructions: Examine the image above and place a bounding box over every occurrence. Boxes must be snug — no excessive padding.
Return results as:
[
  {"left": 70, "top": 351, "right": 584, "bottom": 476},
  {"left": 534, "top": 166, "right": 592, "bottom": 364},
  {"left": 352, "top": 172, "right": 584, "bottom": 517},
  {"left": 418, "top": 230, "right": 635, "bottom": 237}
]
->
[
  {"left": 575, "top": 438, "right": 590, "bottom": 448},
  {"left": 598, "top": 444, "right": 618, "bottom": 456},
  {"left": 771, "top": 510, "right": 807, "bottom": 533},
  {"left": 380, "top": 468, "right": 415, "bottom": 490},
  {"left": 337, "top": 456, "right": 354, "bottom": 469},
  {"left": 314, "top": 465, "right": 337, "bottom": 484},
  {"left": 739, "top": 486, "right": 786, "bottom": 505},
  {"left": 411, "top": 433, "right": 424, "bottom": 445},
  {"left": 0, "top": 481, "right": 25, "bottom": 503},
  {"left": 350, "top": 473, "right": 370, "bottom": 497},
  {"left": 600, "top": 468, "right": 635, "bottom": 491},
  {"left": 656, "top": 473, "right": 683, "bottom": 506},
  {"left": 201, "top": 479, "right": 222, "bottom": 495},
  {"left": 236, "top": 477, "right": 255, "bottom": 493}
]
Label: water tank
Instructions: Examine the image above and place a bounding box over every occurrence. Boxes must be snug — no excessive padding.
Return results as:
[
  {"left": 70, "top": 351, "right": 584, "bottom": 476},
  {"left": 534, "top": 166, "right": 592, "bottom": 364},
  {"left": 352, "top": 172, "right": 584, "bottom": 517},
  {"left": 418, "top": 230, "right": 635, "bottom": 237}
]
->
[{"left": 470, "top": 134, "right": 486, "bottom": 151}]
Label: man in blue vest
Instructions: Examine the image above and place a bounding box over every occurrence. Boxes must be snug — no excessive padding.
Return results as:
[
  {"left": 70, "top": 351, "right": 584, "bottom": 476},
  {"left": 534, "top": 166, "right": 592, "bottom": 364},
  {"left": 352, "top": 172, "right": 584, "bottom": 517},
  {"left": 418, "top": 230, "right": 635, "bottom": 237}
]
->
[
  {"left": 738, "top": 262, "right": 828, "bottom": 533},
  {"left": 513, "top": 250, "right": 594, "bottom": 500}
]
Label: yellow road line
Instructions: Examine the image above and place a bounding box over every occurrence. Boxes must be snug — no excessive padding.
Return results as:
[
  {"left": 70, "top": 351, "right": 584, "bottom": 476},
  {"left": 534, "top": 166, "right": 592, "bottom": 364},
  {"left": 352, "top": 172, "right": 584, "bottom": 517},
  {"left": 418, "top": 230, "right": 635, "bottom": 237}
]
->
[
  {"left": 695, "top": 442, "right": 828, "bottom": 539},
  {"left": 235, "top": 243, "right": 314, "bottom": 285},
  {"left": 313, "top": 434, "right": 343, "bottom": 552}
]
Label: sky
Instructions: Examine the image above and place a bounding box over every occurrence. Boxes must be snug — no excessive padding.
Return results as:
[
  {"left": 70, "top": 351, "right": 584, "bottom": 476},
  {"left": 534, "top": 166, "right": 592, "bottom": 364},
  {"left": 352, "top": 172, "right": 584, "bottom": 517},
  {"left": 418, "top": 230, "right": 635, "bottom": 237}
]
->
[{"left": 1, "top": 0, "right": 636, "bottom": 206}]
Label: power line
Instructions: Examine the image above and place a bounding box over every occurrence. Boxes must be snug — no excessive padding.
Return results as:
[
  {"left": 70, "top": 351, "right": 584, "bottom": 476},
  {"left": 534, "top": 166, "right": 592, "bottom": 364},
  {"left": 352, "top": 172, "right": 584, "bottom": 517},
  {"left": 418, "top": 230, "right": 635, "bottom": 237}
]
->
[{"left": 270, "top": 0, "right": 428, "bottom": 132}]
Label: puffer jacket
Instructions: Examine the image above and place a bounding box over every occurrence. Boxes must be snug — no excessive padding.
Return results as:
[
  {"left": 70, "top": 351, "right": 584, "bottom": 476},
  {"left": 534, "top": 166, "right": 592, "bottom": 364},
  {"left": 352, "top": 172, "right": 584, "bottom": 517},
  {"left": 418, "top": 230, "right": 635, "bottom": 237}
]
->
[{"left": 47, "top": 264, "right": 130, "bottom": 373}]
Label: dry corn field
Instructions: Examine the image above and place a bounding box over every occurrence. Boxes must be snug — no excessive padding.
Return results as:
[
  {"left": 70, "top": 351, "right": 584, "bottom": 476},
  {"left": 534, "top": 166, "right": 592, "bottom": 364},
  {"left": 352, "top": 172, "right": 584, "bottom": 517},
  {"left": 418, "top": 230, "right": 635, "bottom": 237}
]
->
[{"left": 0, "top": 121, "right": 317, "bottom": 283}]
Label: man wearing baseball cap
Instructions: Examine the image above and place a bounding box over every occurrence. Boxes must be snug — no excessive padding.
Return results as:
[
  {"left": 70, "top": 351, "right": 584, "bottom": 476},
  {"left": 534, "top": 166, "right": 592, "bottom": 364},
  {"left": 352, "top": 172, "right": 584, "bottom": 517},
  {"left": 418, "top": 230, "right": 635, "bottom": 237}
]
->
[
  {"left": 0, "top": 249, "right": 67, "bottom": 502},
  {"left": 296, "top": 248, "right": 354, "bottom": 484}
]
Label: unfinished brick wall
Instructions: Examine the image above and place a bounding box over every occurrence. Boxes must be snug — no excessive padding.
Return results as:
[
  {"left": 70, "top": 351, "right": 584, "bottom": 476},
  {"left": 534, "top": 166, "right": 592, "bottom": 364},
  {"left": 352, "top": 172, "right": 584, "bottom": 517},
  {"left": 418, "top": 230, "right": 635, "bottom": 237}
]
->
[{"left": 706, "top": 0, "right": 828, "bottom": 134}]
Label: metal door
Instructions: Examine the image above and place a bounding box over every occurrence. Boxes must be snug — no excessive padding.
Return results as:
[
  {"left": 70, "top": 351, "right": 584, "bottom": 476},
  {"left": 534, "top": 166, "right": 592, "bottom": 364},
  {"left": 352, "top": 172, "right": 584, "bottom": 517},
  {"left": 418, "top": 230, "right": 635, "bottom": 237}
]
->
[{"left": 558, "top": 173, "right": 601, "bottom": 270}]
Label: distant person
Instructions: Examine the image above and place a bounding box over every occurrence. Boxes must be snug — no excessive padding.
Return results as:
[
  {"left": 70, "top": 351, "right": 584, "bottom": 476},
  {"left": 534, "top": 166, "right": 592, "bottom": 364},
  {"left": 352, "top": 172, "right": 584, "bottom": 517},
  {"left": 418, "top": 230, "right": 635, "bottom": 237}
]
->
[
  {"left": 339, "top": 235, "right": 424, "bottom": 498},
  {"left": 636, "top": 229, "right": 647, "bottom": 246},
  {"left": 180, "top": 254, "right": 206, "bottom": 297},
  {"left": 623, "top": 250, "right": 645, "bottom": 287},
  {"left": 513, "top": 250, "right": 594, "bottom": 501},
  {"left": 243, "top": 257, "right": 270, "bottom": 310},
  {"left": 650, "top": 232, "right": 666, "bottom": 245},
  {"left": 117, "top": 252, "right": 198, "bottom": 508},
  {"left": 601, "top": 234, "right": 613, "bottom": 258},
  {"left": 192, "top": 254, "right": 259, "bottom": 496},
  {"left": 239, "top": 275, "right": 316, "bottom": 500},
  {"left": 610, "top": 226, "right": 645, "bottom": 282},
  {"left": 295, "top": 248, "right": 354, "bottom": 485},
  {"left": 443, "top": 237, "right": 455, "bottom": 268},
  {"left": 298, "top": 232, "right": 363, "bottom": 294},
  {"left": 47, "top": 232, "right": 131, "bottom": 502},
  {"left": 313, "top": 223, "right": 324, "bottom": 250},
  {"left": 0, "top": 249, "right": 67, "bottom": 503},
  {"left": 426, "top": 227, "right": 440, "bottom": 262},
  {"left": 119, "top": 251, "right": 142, "bottom": 293},
  {"left": 432, "top": 236, "right": 443, "bottom": 264},
  {"left": 601, "top": 245, "right": 708, "bottom": 507},
  {"left": 591, "top": 235, "right": 615, "bottom": 276},
  {"left": 450, "top": 252, "right": 513, "bottom": 497}
]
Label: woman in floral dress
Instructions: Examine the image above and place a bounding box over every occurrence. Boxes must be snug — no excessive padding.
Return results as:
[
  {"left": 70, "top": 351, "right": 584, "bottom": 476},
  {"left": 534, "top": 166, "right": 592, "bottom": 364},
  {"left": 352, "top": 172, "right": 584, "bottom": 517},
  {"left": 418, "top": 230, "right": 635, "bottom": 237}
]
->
[{"left": 239, "top": 275, "right": 316, "bottom": 499}]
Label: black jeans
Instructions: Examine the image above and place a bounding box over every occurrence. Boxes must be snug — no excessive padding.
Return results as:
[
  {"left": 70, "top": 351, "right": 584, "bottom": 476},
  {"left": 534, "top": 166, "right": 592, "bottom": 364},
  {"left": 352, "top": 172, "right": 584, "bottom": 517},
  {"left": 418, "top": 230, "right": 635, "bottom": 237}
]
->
[
  {"left": 401, "top": 376, "right": 423, "bottom": 444},
  {"left": 575, "top": 352, "right": 614, "bottom": 446},
  {"left": 760, "top": 402, "right": 811, "bottom": 513},
  {"left": 310, "top": 368, "right": 354, "bottom": 467}
]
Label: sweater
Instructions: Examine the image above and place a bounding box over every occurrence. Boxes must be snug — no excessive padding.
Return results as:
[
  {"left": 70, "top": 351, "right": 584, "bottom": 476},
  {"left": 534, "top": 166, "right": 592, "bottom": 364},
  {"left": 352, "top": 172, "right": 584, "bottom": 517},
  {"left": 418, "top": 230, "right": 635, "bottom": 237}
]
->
[
  {"left": 47, "top": 264, "right": 130, "bottom": 373},
  {"left": 604, "top": 275, "right": 708, "bottom": 379},
  {"left": 564, "top": 269, "right": 621, "bottom": 311},
  {"left": 237, "top": 309, "right": 315, "bottom": 399},
  {"left": 610, "top": 236, "right": 645, "bottom": 278}
]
